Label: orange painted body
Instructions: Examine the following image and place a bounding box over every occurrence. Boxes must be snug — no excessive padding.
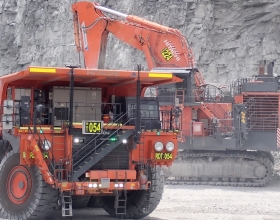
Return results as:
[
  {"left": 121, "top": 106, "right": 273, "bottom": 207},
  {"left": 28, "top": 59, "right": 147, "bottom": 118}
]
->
[
  {"left": 71, "top": 2, "right": 204, "bottom": 88},
  {"left": 160, "top": 102, "right": 233, "bottom": 142},
  {"left": 0, "top": 66, "right": 181, "bottom": 193}
]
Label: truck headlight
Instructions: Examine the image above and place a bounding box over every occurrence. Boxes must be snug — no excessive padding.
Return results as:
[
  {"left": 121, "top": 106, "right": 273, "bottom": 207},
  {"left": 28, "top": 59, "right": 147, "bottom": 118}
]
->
[
  {"left": 154, "top": 142, "right": 163, "bottom": 151},
  {"left": 73, "top": 138, "right": 84, "bottom": 144},
  {"left": 74, "top": 138, "right": 79, "bottom": 143},
  {"left": 166, "top": 142, "right": 175, "bottom": 152},
  {"left": 42, "top": 140, "right": 51, "bottom": 151}
]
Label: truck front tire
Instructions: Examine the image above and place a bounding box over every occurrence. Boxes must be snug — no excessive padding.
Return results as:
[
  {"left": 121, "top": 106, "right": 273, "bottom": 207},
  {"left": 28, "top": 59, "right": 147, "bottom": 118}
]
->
[
  {"left": 102, "top": 167, "right": 164, "bottom": 219},
  {"left": 0, "top": 151, "right": 58, "bottom": 220}
]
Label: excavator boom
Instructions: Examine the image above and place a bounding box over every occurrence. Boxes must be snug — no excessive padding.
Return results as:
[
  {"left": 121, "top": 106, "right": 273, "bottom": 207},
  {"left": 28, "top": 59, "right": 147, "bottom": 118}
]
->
[{"left": 72, "top": 2, "right": 196, "bottom": 71}]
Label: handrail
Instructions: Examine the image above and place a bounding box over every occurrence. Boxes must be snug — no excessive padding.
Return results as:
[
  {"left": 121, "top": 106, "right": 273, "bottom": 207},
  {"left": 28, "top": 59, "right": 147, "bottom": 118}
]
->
[
  {"left": 72, "top": 110, "right": 128, "bottom": 159},
  {"left": 72, "top": 110, "right": 133, "bottom": 168},
  {"left": 72, "top": 112, "right": 128, "bottom": 156}
]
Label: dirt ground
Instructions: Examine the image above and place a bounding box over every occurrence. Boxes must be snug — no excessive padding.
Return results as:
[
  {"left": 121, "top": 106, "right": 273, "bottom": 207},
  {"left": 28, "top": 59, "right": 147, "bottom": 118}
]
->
[
  {"left": 42, "top": 174, "right": 280, "bottom": 220},
  {"left": 2, "top": 155, "right": 280, "bottom": 220},
  {"left": 1, "top": 177, "right": 280, "bottom": 220}
]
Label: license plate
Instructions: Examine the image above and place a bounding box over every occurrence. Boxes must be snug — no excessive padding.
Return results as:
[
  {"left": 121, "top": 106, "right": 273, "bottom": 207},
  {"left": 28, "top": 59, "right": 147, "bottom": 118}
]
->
[
  {"left": 155, "top": 153, "right": 173, "bottom": 160},
  {"left": 82, "top": 121, "right": 103, "bottom": 134}
]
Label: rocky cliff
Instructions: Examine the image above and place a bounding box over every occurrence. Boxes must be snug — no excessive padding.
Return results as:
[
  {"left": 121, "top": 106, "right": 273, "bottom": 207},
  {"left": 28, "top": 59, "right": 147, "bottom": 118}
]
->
[{"left": 0, "top": 0, "right": 279, "bottom": 84}]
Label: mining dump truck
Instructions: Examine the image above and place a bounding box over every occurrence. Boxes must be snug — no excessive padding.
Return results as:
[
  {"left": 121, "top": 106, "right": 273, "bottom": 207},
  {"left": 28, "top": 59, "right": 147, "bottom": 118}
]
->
[
  {"left": 71, "top": 2, "right": 278, "bottom": 187},
  {"left": 0, "top": 65, "right": 182, "bottom": 219}
]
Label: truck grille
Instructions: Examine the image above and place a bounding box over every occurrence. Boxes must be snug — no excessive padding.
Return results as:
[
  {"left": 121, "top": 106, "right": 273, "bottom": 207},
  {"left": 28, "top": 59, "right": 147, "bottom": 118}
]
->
[{"left": 90, "top": 144, "right": 129, "bottom": 170}]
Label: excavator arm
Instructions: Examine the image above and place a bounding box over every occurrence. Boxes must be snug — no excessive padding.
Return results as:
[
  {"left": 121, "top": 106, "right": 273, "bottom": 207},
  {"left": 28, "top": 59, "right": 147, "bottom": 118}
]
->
[{"left": 72, "top": 1, "right": 204, "bottom": 86}]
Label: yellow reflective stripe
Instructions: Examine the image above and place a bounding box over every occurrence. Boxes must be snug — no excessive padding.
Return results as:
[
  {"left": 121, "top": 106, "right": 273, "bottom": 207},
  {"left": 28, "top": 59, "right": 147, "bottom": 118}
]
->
[
  {"left": 72, "top": 123, "right": 82, "bottom": 126},
  {"left": 19, "top": 127, "right": 50, "bottom": 130},
  {"left": 148, "top": 73, "right": 172, "bottom": 78},
  {"left": 30, "top": 67, "right": 56, "bottom": 73},
  {"left": 72, "top": 122, "right": 122, "bottom": 126}
]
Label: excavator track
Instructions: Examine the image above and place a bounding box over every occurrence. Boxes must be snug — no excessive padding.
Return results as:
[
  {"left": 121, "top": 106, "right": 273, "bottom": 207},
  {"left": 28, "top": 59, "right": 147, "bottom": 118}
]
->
[{"left": 163, "top": 150, "right": 274, "bottom": 187}]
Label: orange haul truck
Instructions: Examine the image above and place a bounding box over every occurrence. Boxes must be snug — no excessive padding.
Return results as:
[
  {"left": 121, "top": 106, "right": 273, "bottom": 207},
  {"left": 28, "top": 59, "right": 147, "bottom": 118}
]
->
[{"left": 0, "top": 65, "right": 182, "bottom": 219}]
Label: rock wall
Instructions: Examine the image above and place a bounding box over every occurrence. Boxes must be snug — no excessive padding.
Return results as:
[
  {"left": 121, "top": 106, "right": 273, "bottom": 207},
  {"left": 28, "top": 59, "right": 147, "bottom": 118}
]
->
[{"left": 0, "top": 0, "right": 279, "bottom": 84}]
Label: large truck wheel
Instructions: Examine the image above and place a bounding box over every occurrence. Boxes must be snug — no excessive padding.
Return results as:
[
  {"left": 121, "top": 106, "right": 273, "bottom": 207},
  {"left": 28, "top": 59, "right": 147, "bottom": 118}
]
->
[
  {"left": 72, "top": 195, "right": 90, "bottom": 209},
  {"left": 102, "top": 167, "right": 164, "bottom": 219},
  {"left": 0, "top": 140, "right": 10, "bottom": 164},
  {"left": 0, "top": 151, "right": 58, "bottom": 220}
]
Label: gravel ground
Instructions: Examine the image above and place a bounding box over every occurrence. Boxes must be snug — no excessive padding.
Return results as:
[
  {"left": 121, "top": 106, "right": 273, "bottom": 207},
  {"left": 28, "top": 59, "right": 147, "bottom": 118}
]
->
[
  {"left": 42, "top": 174, "right": 280, "bottom": 220},
  {"left": 2, "top": 157, "right": 280, "bottom": 220},
  {"left": 1, "top": 176, "right": 280, "bottom": 220}
]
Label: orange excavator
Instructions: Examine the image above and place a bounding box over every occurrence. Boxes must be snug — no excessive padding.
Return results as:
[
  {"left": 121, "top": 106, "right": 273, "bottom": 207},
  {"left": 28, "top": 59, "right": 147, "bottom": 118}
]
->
[
  {"left": 72, "top": 1, "right": 277, "bottom": 188},
  {"left": 72, "top": 1, "right": 204, "bottom": 88}
]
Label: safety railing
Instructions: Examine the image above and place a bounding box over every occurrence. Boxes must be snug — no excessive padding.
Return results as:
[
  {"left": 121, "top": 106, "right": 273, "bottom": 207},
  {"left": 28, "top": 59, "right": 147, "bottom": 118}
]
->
[
  {"left": 203, "top": 103, "right": 230, "bottom": 121},
  {"left": 51, "top": 101, "right": 123, "bottom": 127},
  {"left": 129, "top": 107, "right": 182, "bottom": 131},
  {"left": 13, "top": 101, "right": 123, "bottom": 128},
  {"left": 232, "top": 75, "right": 279, "bottom": 95},
  {"left": 71, "top": 108, "right": 180, "bottom": 169},
  {"left": 232, "top": 77, "right": 255, "bottom": 95},
  {"left": 156, "top": 85, "right": 232, "bottom": 104},
  {"left": 214, "top": 118, "right": 235, "bottom": 136},
  {"left": 72, "top": 111, "right": 132, "bottom": 169},
  {"left": 11, "top": 99, "right": 181, "bottom": 132},
  {"left": 179, "top": 119, "right": 234, "bottom": 141}
]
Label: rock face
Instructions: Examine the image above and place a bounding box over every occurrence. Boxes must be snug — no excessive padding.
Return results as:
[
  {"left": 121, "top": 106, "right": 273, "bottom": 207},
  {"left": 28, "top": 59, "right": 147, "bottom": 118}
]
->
[{"left": 0, "top": 0, "right": 279, "bottom": 84}]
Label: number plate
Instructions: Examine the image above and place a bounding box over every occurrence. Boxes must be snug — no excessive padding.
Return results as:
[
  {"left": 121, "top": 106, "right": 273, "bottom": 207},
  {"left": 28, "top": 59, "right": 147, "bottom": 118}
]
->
[
  {"left": 155, "top": 153, "right": 173, "bottom": 160},
  {"left": 82, "top": 120, "right": 103, "bottom": 134}
]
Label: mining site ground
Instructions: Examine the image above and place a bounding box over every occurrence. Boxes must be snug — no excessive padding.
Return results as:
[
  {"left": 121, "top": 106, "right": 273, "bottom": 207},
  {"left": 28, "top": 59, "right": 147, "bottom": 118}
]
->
[
  {"left": 2, "top": 163, "right": 280, "bottom": 220},
  {"left": 43, "top": 174, "right": 280, "bottom": 220},
  {"left": 1, "top": 176, "right": 280, "bottom": 220}
]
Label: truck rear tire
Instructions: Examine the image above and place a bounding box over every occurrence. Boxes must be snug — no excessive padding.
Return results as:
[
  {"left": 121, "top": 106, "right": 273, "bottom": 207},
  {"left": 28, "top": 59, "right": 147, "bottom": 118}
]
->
[
  {"left": 0, "top": 140, "right": 9, "bottom": 164},
  {"left": 0, "top": 151, "right": 58, "bottom": 220},
  {"left": 102, "top": 167, "right": 164, "bottom": 219}
]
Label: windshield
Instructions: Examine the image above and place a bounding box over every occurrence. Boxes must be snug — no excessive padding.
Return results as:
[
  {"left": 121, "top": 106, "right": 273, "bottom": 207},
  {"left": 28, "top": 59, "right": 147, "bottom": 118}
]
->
[{"left": 127, "top": 99, "right": 159, "bottom": 119}]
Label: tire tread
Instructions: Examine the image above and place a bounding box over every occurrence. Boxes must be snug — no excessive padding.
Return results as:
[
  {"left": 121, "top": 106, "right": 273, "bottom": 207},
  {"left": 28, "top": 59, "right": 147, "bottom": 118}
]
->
[{"left": 0, "top": 151, "right": 58, "bottom": 220}]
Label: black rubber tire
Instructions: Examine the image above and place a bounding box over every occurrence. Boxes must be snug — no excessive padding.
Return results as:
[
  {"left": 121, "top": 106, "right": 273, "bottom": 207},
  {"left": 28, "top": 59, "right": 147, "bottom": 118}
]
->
[
  {"left": 0, "top": 151, "right": 58, "bottom": 220},
  {"left": 0, "top": 140, "right": 7, "bottom": 164},
  {"left": 102, "top": 167, "right": 164, "bottom": 219},
  {"left": 72, "top": 195, "right": 90, "bottom": 209}
]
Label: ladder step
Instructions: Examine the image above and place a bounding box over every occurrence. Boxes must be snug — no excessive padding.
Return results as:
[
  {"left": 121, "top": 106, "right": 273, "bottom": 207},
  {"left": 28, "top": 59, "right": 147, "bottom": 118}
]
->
[{"left": 61, "top": 191, "right": 73, "bottom": 217}]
